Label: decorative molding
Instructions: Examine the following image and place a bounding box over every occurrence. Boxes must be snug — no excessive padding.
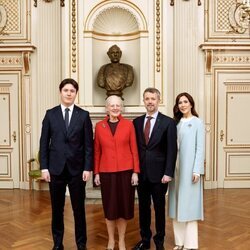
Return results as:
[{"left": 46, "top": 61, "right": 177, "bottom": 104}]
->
[
  {"left": 226, "top": 83, "right": 250, "bottom": 92},
  {"left": 0, "top": 45, "right": 35, "bottom": 72},
  {"left": 206, "top": 50, "right": 212, "bottom": 73},
  {"left": 170, "top": 0, "right": 202, "bottom": 6},
  {"left": 0, "top": 56, "right": 22, "bottom": 66},
  {"left": 71, "top": 0, "right": 77, "bottom": 73},
  {"left": 84, "top": 1, "right": 147, "bottom": 33},
  {"left": 23, "top": 52, "right": 29, "bottom": 74},
  {"left": 213, "top": 55, "right": 250, "bottom": 64},
  {"left": 200, "top": 44, "right": 250, "bottom": 68},
  {"left": 92, "top": 6, "right": 139, "bottom": 35},
  {"left": 226, "top": 153, "right": 250, "bottom": 177},
  {"left": 34, "top": 0, "right": 65, "bottom": 7},
  {"left": 200, "top": 43, "right": 250, "bottom": 50},
  {"left": 0, "top": 87, "right": 10, "bottom": 93},
  {"left": 155, "top": 0, "right": 161, "bottom": 72}
]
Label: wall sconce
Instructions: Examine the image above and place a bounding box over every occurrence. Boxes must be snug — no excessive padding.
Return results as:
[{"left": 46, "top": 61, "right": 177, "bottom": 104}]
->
[
  {"left": 34, "top": 0, "right": 65, "bottom": 7},
  {"left": 170, "top": 0, "right": 201, "bottom": 6}
]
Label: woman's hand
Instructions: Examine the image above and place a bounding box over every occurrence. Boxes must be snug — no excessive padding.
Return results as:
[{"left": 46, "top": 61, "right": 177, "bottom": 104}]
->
[
  {"left": 94, "top": 174, "right": 101, "bottom": 186},
  {"left": 131, "top": 173, "right": 138, "bottom": 186},
  {"left": 192, "top": 174, "right": 200, "bottom": 183}
]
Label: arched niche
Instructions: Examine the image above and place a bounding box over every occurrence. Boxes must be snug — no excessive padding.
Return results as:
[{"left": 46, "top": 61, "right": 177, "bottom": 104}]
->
[{"left": 83, "top": 1, "right": 148, "bottom": 106}]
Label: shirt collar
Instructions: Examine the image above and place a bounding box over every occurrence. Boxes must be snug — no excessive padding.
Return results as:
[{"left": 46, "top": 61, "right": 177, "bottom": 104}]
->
[
  {"left": 61, "top": 104, "right": 74, "bottom": 113},
  {"left": 146, "top": 111, "right": 158, "bottom": 119}
]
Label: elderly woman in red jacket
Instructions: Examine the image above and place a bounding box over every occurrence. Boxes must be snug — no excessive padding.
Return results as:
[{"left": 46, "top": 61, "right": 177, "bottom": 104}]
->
[{"left": 94, "top": 95, "right": 140, "bottom": 250}]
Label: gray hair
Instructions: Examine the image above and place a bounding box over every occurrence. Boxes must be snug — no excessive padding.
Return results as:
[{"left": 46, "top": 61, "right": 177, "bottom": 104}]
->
[{"left": 105, "top": 95, "right": 123, "bottom": 108}]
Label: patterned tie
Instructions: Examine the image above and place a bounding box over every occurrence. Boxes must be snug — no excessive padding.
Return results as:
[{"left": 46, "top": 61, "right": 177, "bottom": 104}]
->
[
  {"left": 144, "top": 116, "right": 152, "bottom": 145},
  {"left": 65, "top": 108, "right": 70, "bottom": 130}
]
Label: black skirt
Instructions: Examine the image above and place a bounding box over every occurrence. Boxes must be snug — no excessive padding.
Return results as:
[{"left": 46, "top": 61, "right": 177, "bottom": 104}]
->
[{"left": 100, "top": 170, "right": 135, "bottom": 220}]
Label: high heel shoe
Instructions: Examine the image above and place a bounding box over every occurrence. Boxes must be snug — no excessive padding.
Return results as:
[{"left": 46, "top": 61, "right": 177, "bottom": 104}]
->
[{"left": 173, "top": 246, "right": 183, "bottom": 250}]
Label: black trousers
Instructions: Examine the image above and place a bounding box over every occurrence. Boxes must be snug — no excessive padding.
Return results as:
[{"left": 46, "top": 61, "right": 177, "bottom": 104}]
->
[
  {"left": 49, "top": 166, "right": 86, "bottom": 247},
  {"left": 137, "top": 179, "right": 168, "bottom": 245}
]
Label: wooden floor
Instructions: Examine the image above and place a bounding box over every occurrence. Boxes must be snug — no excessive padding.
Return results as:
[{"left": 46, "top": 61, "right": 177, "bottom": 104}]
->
[{"left": 0, "top": 189, "right": 249, "bottom": 250}]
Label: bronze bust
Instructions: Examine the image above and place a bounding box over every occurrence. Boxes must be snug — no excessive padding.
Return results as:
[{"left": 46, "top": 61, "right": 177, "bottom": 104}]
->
[{"left": 97, "top": 45, "right": 134, "bottom": 99}]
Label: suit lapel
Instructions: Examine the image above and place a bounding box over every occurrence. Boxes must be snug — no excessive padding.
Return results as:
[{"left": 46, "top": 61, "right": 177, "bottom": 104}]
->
[
  {"left": 67, "top": 106, "right": 80, "bottom": 135},
  {"left": 54, "top": 106, "right": 67, "bottom": 134},
  {"left": 138, "top": 115, "right": 146, "bottom": 145},
  {"left": 148, "top": 113, "right": 161, "bottom": 145}
]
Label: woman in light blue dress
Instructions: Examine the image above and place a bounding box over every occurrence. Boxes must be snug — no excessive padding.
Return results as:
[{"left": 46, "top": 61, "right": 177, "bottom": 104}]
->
[{"left": 168, "top": 92, "right": 205, "bottom": 250}]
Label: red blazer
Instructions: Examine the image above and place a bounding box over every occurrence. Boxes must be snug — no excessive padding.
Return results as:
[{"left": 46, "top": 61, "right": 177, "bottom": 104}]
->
[{"left": 94, "top": 115, "right": 140, "bottom": 174}]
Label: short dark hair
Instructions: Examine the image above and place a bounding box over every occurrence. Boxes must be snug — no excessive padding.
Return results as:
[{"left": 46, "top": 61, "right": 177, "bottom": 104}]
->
[
  {"left": 59, "top": 78, "right": 79, "bottom": 92},
  {"left": 143, "top": 87, "right": 161, "bottom": 100}
]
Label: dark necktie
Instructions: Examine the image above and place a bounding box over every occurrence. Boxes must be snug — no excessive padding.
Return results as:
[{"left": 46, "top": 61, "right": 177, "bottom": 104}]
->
[
  {"left": 65, "top": 108, "right": 70, "bottom": 130},
  {"left": 144, "top": 116, "right": 152, "bottom": 145}
]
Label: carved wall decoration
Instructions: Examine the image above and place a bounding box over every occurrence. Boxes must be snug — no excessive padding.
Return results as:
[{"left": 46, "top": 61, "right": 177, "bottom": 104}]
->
[
  {"left": 214, "top": 55, "right": 250, "bottom": 63},
  {"left": 0, "top": 0, "right": 30, "bottom": 42},
  {"left": 228, "top": 2, "right": 249, "bottom": 34},
  {"left": 84, "top": 1, "right": 147, "bottom": 39},
  {"left": 205, "top": 0, "right": 250, "bottom": 41},
  {"left": 71, "top": 0, "right": 77, "bottom": 73},
  {"left": 1, "top": 0, "right": 19, "bottom": 33},
  {"left": 92, "top": 7, "right": 139, "bottom": 36},
  {"left": 155, "top": 0, "right": 161, "bottom": 72},
  {"left": 0, "top": 56, "right": 22, "bottom": 66},
  {"left": 0, "top": 5, "right": 7, "bottom": 34},
  {"left": 216, "top": 0, "right": 234, "bottom": 31},
  {"left": 33, "top": 0, "right": 65, "bottom": 7},
  {"left": 170, "top": 0, "right": 202, "bottom": 6}
]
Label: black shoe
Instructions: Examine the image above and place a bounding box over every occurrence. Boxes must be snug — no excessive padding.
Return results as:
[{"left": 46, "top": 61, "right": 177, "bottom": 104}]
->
[
  {"left": 52, "top": 245, "right": 64, "bottom": 250},
  {"left": 77, "top": 244, "right": 86, "bottom": 250},
  {"left": 155, "top": 243, "right": 165, "bottom": 250},
  {"left": 156, "top": 245, "right": 165, "bottom": 250},
  {"left": 132, "top": 240, "right": 150, "bottom": 250}
]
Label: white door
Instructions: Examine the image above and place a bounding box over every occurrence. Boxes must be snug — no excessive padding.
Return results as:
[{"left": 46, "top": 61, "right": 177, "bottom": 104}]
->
[
  {"left": 217, "top": 70, "right": 250, "bottom": 188},
  {"left": 0, "top": 72, "right": 20, "bottom": 188}
]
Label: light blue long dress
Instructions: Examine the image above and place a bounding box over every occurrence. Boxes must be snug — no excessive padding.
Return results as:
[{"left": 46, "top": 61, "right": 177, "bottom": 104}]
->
[{"left": 168, "top": 116, "right": 205, "bottom": 222}]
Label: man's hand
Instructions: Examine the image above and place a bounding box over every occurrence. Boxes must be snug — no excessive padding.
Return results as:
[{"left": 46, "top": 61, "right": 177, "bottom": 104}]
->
[
  {"left": 161, "top": 175, "right": 172, "bottom": 184},
  {"left": 42, "top": 170, "right": 51, "bottom": 182},
  {"left": 82, "top": 171, "right": 91, "bottom": 182}
]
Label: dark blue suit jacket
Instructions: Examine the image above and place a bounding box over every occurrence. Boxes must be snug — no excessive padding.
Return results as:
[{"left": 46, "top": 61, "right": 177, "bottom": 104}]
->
[
  {"left": 39, "top": 105, "right": 93, "bottom": 176},
  {"left": 133, "top": 112, "right": 177, "bottom": 183}
]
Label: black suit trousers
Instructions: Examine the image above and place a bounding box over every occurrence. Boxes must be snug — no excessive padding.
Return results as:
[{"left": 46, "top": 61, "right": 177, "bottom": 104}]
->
[
  {"left": 137, "top": 179, "right": 168, "bottom": 244},
  {"left": 49, "top": 165, "right": 86, "bottom": 246}
]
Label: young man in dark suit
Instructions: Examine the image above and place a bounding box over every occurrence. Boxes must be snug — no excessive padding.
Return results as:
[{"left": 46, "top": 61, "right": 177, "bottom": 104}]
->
[
  {"left": 133, "top": 88, "right": 177, "bottom": 250},
  {"left": 39, "top": 78, "right": 93, "bottom": 250}
]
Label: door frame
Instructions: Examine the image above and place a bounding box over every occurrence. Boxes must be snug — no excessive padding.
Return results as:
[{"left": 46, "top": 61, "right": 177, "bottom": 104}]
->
[{"left": 214, "top": 67, "right": 250, "bottom": 188}]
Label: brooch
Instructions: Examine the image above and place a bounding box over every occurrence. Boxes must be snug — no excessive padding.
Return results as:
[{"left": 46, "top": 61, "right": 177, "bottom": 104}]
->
[{"left": 188, "top": 124, "right": 192, "bottom": 128}]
